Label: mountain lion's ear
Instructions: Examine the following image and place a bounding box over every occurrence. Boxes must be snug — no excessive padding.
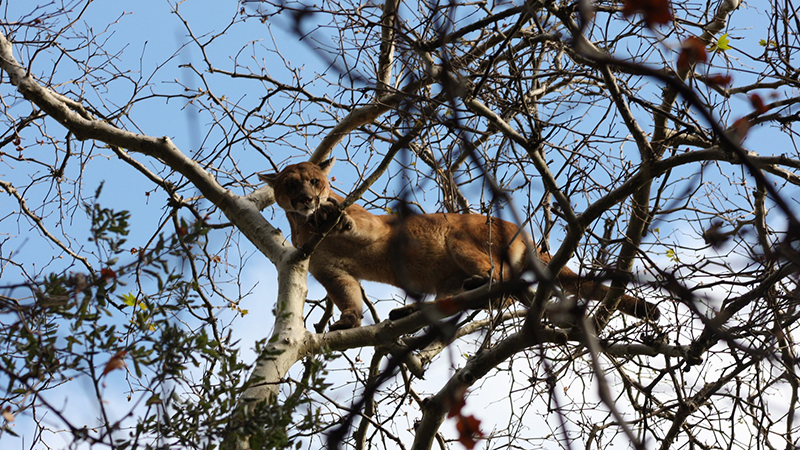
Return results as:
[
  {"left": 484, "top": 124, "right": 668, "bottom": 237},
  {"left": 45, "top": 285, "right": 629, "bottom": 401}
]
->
[
  {"left": 318, "top": 157, "right": 335, "bottom": 175},
  {"left": 258, "top": 172, "right": 279, "bottom": 187}
]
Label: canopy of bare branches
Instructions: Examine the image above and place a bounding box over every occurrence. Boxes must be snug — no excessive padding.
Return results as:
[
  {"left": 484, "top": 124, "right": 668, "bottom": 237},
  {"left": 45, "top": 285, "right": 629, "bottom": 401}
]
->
[{"left": 1, "top": 0, "right": 799, "bottom": 449}]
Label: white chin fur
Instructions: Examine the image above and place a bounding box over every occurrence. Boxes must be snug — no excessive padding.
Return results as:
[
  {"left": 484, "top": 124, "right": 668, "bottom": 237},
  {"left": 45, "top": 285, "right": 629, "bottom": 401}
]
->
[{"left": 292, "top": 204, "right": 317, "bottom": 217}]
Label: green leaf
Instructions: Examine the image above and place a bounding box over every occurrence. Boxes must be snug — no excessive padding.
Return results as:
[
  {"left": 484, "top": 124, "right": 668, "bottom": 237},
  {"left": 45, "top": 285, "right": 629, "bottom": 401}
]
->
[
  {"left": 121, "top": 292, "right": 137, "bottom": 307},
  {"left": 716, "top": 33, "right": 731, "bottom": 51},
  {"left": 666, "top": 248, "right": 679, "bottom": 262}
]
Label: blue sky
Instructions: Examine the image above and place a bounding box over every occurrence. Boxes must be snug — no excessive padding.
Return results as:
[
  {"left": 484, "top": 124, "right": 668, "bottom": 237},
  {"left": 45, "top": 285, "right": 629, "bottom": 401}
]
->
[{"left": 1, "top": 0, "right": 798, "bottom": 448}]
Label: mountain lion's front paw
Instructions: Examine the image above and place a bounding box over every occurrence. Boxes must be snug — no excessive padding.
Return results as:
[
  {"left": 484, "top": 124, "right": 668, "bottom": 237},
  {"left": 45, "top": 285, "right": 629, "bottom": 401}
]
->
[
  {"left": 312, "top": 200, "right": 345, "bottom": 232},
  {"left": 311, "top": 198, "right": 353, "bottom": 232},
  {"left": 323, "top": 197, "right": 353, "bottom": 231}
]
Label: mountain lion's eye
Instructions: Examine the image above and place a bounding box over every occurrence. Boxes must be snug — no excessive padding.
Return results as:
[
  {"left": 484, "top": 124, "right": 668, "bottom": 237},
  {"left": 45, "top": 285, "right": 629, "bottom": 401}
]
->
[{"left": 310, "top": 179, "right": 319, "bottom": 186}]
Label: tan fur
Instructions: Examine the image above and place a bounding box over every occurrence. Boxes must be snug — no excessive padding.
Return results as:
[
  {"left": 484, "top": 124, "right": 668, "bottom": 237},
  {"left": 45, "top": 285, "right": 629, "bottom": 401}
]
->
[{"left": 260, "top": 159, "right": 659, "bottom": 330}]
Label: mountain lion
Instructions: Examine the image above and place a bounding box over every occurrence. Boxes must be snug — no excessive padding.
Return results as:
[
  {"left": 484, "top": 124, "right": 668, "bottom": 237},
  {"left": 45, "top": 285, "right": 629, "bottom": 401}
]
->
[{"left": 260, "top": 159, "right": 659, "bottom": 331}]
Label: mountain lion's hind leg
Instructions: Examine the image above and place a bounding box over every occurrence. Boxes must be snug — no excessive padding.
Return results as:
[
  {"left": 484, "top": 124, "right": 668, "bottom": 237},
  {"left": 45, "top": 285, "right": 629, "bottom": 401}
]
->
[{"left": 447, "top": 234, "right": 519, "bottom": 292}]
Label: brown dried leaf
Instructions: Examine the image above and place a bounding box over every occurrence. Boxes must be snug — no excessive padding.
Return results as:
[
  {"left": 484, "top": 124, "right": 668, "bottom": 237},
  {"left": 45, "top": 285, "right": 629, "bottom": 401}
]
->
[
  {"left": 2, "top": 406, "right": 14, "bottom": 423},
  {"left": 102, "top": 351, "right": 127, "bottom": 377}
]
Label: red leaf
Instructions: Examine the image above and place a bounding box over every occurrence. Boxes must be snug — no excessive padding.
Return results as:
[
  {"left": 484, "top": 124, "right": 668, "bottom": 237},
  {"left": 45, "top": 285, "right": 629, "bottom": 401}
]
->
[
  {"left": 446, "top": 387, "right": 468, "bottom": 418},
  {"left": 623, "top": 0, "right": 673, "bottom": 27},
  {"left": 444, "top": 387, "right": 485, "bottom": 449},
  {"left": 706, "top": 74, "right": 732, "bottom": 87},
  {"left": 677, "top": 37, "right": 707, "bottom": 71},
  {"left": 100, "top": 267, "right": 117, "bottom": 280},
  {"left": 731, "top": 117, "right": 752, "bottom": 141},
  {"left": 750, "top": 93, "right": 768, "bottom": 114},
  {"left": 455, "top": 415, "right": 484, "bottom": 449}
]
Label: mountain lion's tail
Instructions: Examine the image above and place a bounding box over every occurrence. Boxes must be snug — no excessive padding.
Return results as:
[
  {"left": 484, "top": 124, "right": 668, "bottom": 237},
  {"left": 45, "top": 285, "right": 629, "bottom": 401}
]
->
[{"left": 538, "top": 251, "right": 660, "bottom": 320}]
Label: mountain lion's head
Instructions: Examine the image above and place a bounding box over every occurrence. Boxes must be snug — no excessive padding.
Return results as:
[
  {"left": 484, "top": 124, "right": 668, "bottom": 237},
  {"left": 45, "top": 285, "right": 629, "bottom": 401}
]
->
[{"left": 259, "top": 158, "right": 334, "bottom": 218}]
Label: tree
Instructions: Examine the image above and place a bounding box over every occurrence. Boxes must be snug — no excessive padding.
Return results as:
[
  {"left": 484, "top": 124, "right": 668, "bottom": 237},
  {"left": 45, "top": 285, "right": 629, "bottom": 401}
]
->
[{"left": 1, "top": 0, "right": 799, "bottom": 449}]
